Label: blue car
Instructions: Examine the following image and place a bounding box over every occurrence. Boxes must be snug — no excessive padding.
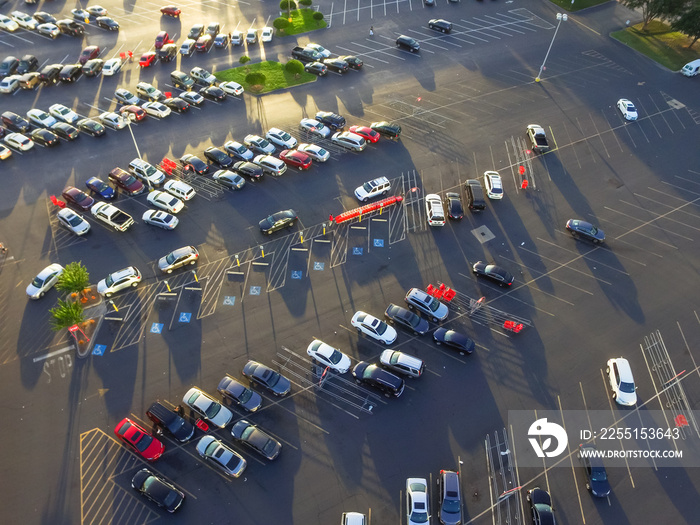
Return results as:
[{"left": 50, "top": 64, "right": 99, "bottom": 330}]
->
[{"left": 85, "top": 177, "right": 116, "bottom": 200}]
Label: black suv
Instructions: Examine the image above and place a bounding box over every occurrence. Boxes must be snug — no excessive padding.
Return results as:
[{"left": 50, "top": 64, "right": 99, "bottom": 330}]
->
[
  {"left": 2, "top": 111, "right": 31, "bottom": 133},
  {"left": 17, "top": 55, "right": 39, "bottom": 75},
  {"left": 370, "top": 121, "right": 401, "bottom": 140},
  {"left": 428, "top": 19, "right": 452, "bottom": 33},
  {"left": 39, "top": 64, "right": 62, "bottom": 84},
  {"left": 146, "top": 402, "right": 195, "bottom": 443},
  {"left": 82, "top": 59, "right": 104, "bottom": 77},
  {"left": 0, "top": 56, "right": 19, "bottom": 79},
  {"left": 384, "top": 303, "right": 429, "bottom": 335},
  {"left": 315, "top": 110, "right": 346, "bottom": 131},
  {"left": 396, "top": 35, "right": 420, "bottom": 53},
  {"left": 352, "top": 362, "right": 404, "bottom": 397},
  {"left": 233, "top": 161, "right": 263, "bottom": 181},
  {"left": 204, "top": 147, "right": 234, "bottom": 169},
  {"left": 59, "top": 64, "right": 82, "bottom": 83},
  {"left": 170, "top": 70, "right": 195, "bottom": 90},
  {"left": 57, "top": 19, "right": 85, "bottom": 37},
  {"left": 157, "top": 44, "right": 178, "bottom": 63}
]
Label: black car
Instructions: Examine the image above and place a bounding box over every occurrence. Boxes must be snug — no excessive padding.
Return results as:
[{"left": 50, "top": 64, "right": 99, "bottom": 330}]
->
[
  {"left": 31, "top": 128, "right": 60, "bottom": 147},
  {"left": 57, "top": 19, "right": 85, "bottom": 37},
  {"left": 195, "top": 34, "right": 213, "bottom": 52},
  {"left": 96, "top": 16, "right": 119, "bottom": 30},
  {"left": 304, "top": 62, "right": 327, "bottom": 76},
  {"left": 233, "top": 161, "right": 263, "bottom": 181},
  {"left": 163, "top": 98, "right": 189, "bottom": 113},
  {"left": 370, "top": 121, "right": 401, "bottom": 140},
  {"left": 444, "top": 192, "right": 464, "bottom": 219},
  {"left": 231, "top": 420, "right": 282, "bottom": 460},
  {"left": 2, "top": 111, "right": 31, "bottom": 133},
  {"left": 59, "top": 64, "right": 82, "bottom": 83},
  {"left": 242, "top": 360, "right": 291, "bottom": 396},
  {"left": 51, "top": 122, "right": 80, "bottom": 141},
  {"left": 0, "top": 57, "right": 19, "bottom": 79},
  {"left": 338, "top": 55, "right": 363, "bottom": 69},
  {"left": 352, "top": 362, "right": 405, "bottom": 398},
  {"left": 324, "top": 58, "right": 349, "bottom": 73},
  {"left": 77, "top": 118, "right": 106, "bottom": 137},
  {"left": 217, "top": 375, "right": 263, "bottom": 412},
  {"left": 17, "top": 55, "right": 38, "bottom": 75},
  {"left": 579, "top": 445, "right": 611, "bottom": 497},
  {"left": 527, "top": 488, "right": 555, "bottom": 525},
  {"left": 188, "top": 24, "right": 204, "bottom": 39},
  {"left": 204, "top": 147, "right": 233, "bottom": 168},
  {"left": 180, "top": 154, "right": 209, "bottom": 175},
  {"left": 146, "top": 401, "right": 195, "bottom": 443},
  {"left": 428, "top": 18, "right": 453, "bottom": 33},
  {"left": 34, "top": 12, "right": 57, "bottom": 24},
  {"left": 384, "top": 303, "right": 429, "bottom": 335},
  {"left": 566, "top": 219, "right": 605, "bottom": 244},
  {"left": 396, "top": 35, "right": 420, "bottom": 52},
  {"left": 39, "top": 64, "right": 62, "bottom": 84},
  {"left": 259, "top": 209, "right": 297, "bottom": 235},
  {"left": 157, "top": 44, "right": 178, "bottom": 63},
  {"left": 433, "top": 328, "right": 475, "bottom": 354},
  {"left": 472, "top": 261, "right": 514, "bottom": 286},
  {"left": 315, "top": 111, "right": 346, "bottom": 131},
  {"left": 199, "top": 85, "right": 226, "bottom": 101},
  {"left": 131, "top": 469, "right": 185, "bottom": 513},
  {"left": 82, "top": 59, "right": 104, "bottom": 77}
]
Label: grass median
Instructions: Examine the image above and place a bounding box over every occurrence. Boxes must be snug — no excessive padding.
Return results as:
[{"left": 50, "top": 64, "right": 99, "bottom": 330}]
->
[{"left": 214, "top": 61, "right": 317, "bottom": 94}]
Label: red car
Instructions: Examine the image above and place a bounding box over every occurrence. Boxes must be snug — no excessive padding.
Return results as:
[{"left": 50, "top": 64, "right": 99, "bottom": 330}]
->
[
  {"left": 62, "top": 186, "right": 96, "bottom": 211},
  {"left": 279, "top": 149, "right": 312, "bottom": 171},
  {"left": 348, "top": 126, "right": 380, "bottom": 143},
  {"left": 160, "top": 5, "right": 181, "bottom": 17},
  {"left": 114, "top": 418, "right": 165, "bottom": 461},
  {"left": 78, "top": 46, "right": 100, "bottom": 66},
  {"left": 119, "top": 105, "right": 146, "bottom": 121},
  {"left": 139, "top": 52, "right": 157, "bottom": 68},
  {"left": 155, "top": 31, "right": 169, "bottom": 50},
  {"left": 109, "top": 167, "right": 145, "bottom": 195}
]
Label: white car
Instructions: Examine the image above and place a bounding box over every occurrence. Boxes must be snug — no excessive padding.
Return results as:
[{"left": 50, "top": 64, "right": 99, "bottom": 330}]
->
[
  {"left": 142, "top": 102, "right": 171, "bottom": 118},
  {"left": 0, "top": 76, "right": 20, "bottom": 94},
  {"left": 27, "top": 109, "right": 58, "bottom": 128},
  {"left": 136, "top": 82, "right": 163, "bottom": 101},
  {"left": 246, "top": 29, "right": 257, "bottom": 44},
  {"left": 190, "top": 67, "right": 216, "bottom": 86},
  {"left": 307, "top": 339, "right": 351, "bottom": 374},
  {"left": 57, "top": 208, "right": 90, "bottom": 236},
  {"left": 253, "top": 154, "right": 287, "bottom": 176},
  {"left": 617, "top": 98, "right": 637, "bottom": 121},
  {"left": 332, "top": 131, "right": 366, "bottom": 152},
  {"left": 37, "top": 23, "right": 60, "bottom": 38},
  {"left": 406, "top": 478, "right": 430, "bottom": 525},
  {"left": 0, "top": 144, "right": 12, "bottom": 160},
  {"left": 97, "top": 266, "right": 142, "bottom": 297},
  {"left": 164, "top": 179, "right": 196, "bottom": 201},
  {"left": 354, "top": 176, "right": 390, "bottom": 202},
  {"left": 142, "top": 210, "right": 179, "bottom": 230},
  {"left": 115, "top": 88, "right": 139, "bottom": 105},
  {"left": 305, "top": 43, "right": 331, "bottom": 58},
  {"left": 26, "top": 263, "right": 64, "bottom": 299},
  {"left": 49, "top": 104, "right": 80, "bottom": 124},
  {"left": 180, "top": 91, "right": 204, "bottom": 106},
  {"left": 102, "top": 58, "right": 122, "bottom": 76},
  {"left": 86, "top": 5, "right": 108, "bottom": 17},
  {"left": 5, "top": 132, "right": 34, "bottom": 151},
  {"left": 224, "top": 140, "right": 254, "bottom": 160},
  {"left": 147, "top": 190, "right": 184, "bottom": 214},
  {"left": 351, "top": 311, "right": 397, "bottom": 345},
  {"left": 607, "top": 357, "right": 637, "bottom": 406},
  {"left": 298, "top": 143, "right": 330, "bottom": 162},
  {"left": 244, "top": 134, "right": 276, "bottom": 154},
  {"left": 299, "top": 118, "right": 331, "bottom": 138},
  {"left": 220, "top": 81, "right": 244, "bottom": 96},
  {"left": 196, "top": 436, "right": 246, "bottom": 477},
  {"left": 261, "top": 27, "right": 273, "bottom": 42},
  {"left": 179, "top": 39, "right": 196, "bottom": 56},
  {"left": 425, "top": 193, "right": 445, "bottom": 226},
  {"left": 183, "top": 387, "right": 233, "bottom": 428},
  {"left": 0, "top": 15, "right": 20, "bottom": 32},
  {"left": 11, "top": 11, "right": 38, "bottom": 30},
  {"left": 99, "top": 112, "right": 128, "bottom": 130},
  {"left": 483, "top": 171, "right": 503, "bottom": 200},
  {"left": 230, "top": 30, "right": 243, "bottom": 45},
  {"left": 266, "top": 127, "right": 297, "bottom": 149}
]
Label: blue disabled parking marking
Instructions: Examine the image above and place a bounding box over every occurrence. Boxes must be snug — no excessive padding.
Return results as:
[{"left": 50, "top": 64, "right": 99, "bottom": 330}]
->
[
  {"left": 223, "top": 296, "right": 236, "bottom": 306},
  {"left": 291, "top": 270, "right": 302, "bottom": 280},
  {"left": 249, "top": 286, "right": 261, "bottom": 296},
  {"left": 314, "top": 262, "right": 325, "bottom": 271},
  {"left": 353, "top": 247, "right": 363, "bottom": 255},
  {"left": 150, "top": 323, "right": 164, "bottom": 334},
  {"left": 92, "top": 344, "right": 106, "bottom": 356},
  {"left": 373, "top": 239, "right": 384, "bottom": 248},
  {"left": 179, "top": 312, "right": 192, "bottom": 323}
]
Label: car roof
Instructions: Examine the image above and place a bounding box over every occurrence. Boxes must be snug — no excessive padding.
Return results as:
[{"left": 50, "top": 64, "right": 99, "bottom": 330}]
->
[{"left": 612, "top": 358, "right": 634, "bottom": 381}]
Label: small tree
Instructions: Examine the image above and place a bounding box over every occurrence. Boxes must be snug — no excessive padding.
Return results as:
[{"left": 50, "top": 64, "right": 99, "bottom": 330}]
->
[
  {"left": 299, "top": 0, "right": 312, "bottom": 6},
  {"left": 671, "top": 4, "right": 700, "bottom": 48},
  {"left": 50, "top": 299, "right": 85, "bottom": 332},
  {"left": 239, "top": 55, "right": 250, "bottom": 66},
  {"left": 286, "top": 59, "right": 304, "bottom": 78},
  {"left": 56, "top": 261, "right": 90, "bottom": 295},
  {"left": 280, "top": 0, "right": 297, "bottom": 9},
  {"left": 246, "top": 72, "right": 267, "bottom": 88},
  {"left": 313, "top": 11, "right": 324, "bottom": 24},
  {"left": 273, "top": 17, "right": 290, "bottom": 33}
]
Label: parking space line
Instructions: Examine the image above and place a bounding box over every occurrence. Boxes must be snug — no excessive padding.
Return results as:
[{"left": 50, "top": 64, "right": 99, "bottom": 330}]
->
[
  {"left": 514, "top": 246, "right": 613, "bottom": 286},
  {"left": 532, "top": 410, "right": 551, "bottom": 495},
  {"left": 612, "top": 203, "right": 694, "bottom": 241},
  {"left": 599, "top": 368, "right": 635, "bottom": 486},
  {"left": 558, "top": 395, "right": 586, "bottom": 524}
]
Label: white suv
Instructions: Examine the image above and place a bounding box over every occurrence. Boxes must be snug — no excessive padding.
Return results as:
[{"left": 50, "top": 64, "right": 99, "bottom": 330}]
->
[
  {"left": 129, "top": 158, "right": 166, "bottom": 186},
  {"left": 425, "top": 193, "right": 445, "bottom": 226},
  {"left": 354, "top": 176, "right": 390, "bottom": 202},
  {"left": 253, "top": 155, "right": 287, "bottom": 176},
  {"left": 97, "top": 266, "right": 142, "bottom": 297},
  {"left": 606, "top": 357, "right": 637, "bottom": 406},
  {"left": 484, "top": 171, "right": 503, "bottom": 199}
]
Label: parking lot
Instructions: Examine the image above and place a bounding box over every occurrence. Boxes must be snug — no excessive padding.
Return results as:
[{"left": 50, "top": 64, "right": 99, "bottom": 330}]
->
[{"left": 2, "top": 0, "right": 700, "bottom": 524}]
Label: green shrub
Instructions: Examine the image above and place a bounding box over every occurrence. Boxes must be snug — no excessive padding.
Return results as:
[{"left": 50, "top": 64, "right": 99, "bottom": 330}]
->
[
  {"left": 285, "top": 59, "right": 304, "bottom": 76},
  {"left": 313, "top": 11, "right": 324, "bottom": 23},
  {"left": 239, "top": 55, "right": 250, "bottom": 65},
  {"left": 299, "top": 0, "right": 312, "bottom": 6},
  {"left": 273, "top": 17, "right": 290, "bottom": 31},
  {"left": 50, "top": 299, "right": 85, "bottom": 332},
  {"left": 246, "top": 72, "right": 267, "bottom": 86},
  {"left": 280, "top": 0, "right": 297, "bottom": 10},
  {"left": 56, "top": 261, "right": 90, "bottom": 294}
]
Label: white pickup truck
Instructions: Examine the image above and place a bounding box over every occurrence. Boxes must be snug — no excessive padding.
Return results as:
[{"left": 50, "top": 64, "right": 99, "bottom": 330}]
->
[
  {"left": 91, "top": 202, "right": 135, "bottom": 232},
  {"left": 526, "top": 124, "right": 550, "bottom": 153}
]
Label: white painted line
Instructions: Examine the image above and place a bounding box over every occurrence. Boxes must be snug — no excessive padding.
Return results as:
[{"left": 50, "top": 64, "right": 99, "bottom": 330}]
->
[{"left": 33, "top": 346, "right": 73, "bottom": 362}]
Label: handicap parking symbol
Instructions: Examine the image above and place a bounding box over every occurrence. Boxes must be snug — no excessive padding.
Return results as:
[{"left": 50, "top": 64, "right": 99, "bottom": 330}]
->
[
  {"left": 313, "top": 262, "right": 325, "bottom": 271},
  {"left": 179, "top": 312, "right": 192, "bottom": 323},
  {"left": 249, "top": 286, "right": 261, "bottom": 296},
  {"left": 373, "top": 239, "right": 384, "bottom": 248},
  {"left": 150, "top": 323, "right": 164, "bottom": 334},
  {"left": 92, "top": 344, "right": 106, "bottom": 356},
  {"left": 223, "top": 296, "right": 236, "bottom": 306},
  {"left": 291, "top": 270, "right": 302, "bottom": 280},
  {"left": 353, "top": 247, "right": 363, "bottom": 255}
]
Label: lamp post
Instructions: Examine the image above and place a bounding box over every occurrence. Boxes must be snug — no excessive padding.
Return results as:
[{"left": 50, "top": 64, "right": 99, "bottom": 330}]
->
[
  {"left": 124, "top": 117, "right": 152, "bottom": 191},
  {"left": 535, "top": 13, "right": 567, "bottom": 82}
]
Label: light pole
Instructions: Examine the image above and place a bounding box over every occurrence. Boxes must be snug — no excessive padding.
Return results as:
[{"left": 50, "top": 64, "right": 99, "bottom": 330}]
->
[
  {"left": 124, "top": 117, "right": 152, "bottom": 191},
  {"left": 535, "top": 13, "right": 567, "bottom": 82}
]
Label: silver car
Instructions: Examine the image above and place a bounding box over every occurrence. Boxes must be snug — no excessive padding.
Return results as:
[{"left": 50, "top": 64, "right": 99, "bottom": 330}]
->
[
  {"left": 158, "top": 246, "right": 199, "bottom": 274},
  {"left": 195, "top": 436, "right": 247, "bottom": 477},
  {"left": 183, "top": 387, "right": 233, "bottom": 428},
  {"left": 57, "top": 208, "right": 90, "bottom": 236},
  {"left": 26, "top": 263, "right": 64, "bottom": 299}
]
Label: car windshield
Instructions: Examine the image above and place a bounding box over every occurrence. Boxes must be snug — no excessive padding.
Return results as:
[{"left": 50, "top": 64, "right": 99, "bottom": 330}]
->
[
  {"left": 134, "top": 432, "right": 153, "bottom": 452},
  {"left": 165, "top": 252, "right": 177, "bottom": 265},
  {"left": 328, "top": 349, "right": 342, "bottom": 364},
  {"left": 589, "top": 226, "right": 599, "bottom": 235},
  {"left": 410, "top": 508, "right": 428, "bottom": 523},
  {"left": 427, "top": 296, "right": 440, "bottom": 312},
  {"left": 591, "top": 468, "right": 608, "bottom": 481},
  {"left": 442, "top": 498, "right": 460, "bottom": 514},
  {"left": 233, "top": 145, "right": 245, "bottom": 154},
  {"left": 31, "top": 276, "right": 45, "bottom": 287},
  {"left": 166, "top": 196, "right": 178, "bottom": 206},
  {"left": 259, "top": 138, "right": 270, "bottom": 147},
  {"left": 238, "top": 389, "right": 252, "bottom": 403},
  {"left": 204, "top": 441, "right": 219, "bottom": 456},
  {"left": 67, "top": 215, "right": 82, "bottom": 226},
  {"left": 125, "top": 175, "right": 138, "bottom": 185},
  {"left": 262, "top": 439, "right": 277, "bottom": 456},
  {"left": 241, "top": 427, "right": 254, "bottom": 440},
  {"left": 74, "top": 192, "right": 87, "bottom": 202},
  {"left": 265, "top": 371, "right": 281, "bottom": 387},
  {"left": 620, "top": 381, "right": 635, "bottom": 394},
  {"left": 105, "top": 275, "right": 115, "bottom": 287},
  {"left": 375, "top": 322, "right": 387, "bottom": 335},
  {"left": 204, "top": 401, "right": 221, "bottom": 419},
  {"left": 144, "top": 165, "right": 156, "bottom": 176},
  {"left": 362, "top": 182, "right": 373, "bottom": 193}
]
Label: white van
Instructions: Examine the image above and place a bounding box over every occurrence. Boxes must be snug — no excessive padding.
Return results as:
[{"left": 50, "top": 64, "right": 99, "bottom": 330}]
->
[
  {"left": 164, "top": 179, "right": 196, "bottom": 201},
  {"left": 425, "top": 193, "right": 445, "bottom": 226},
  {"left": 681, "top": 59, "right": 700, "bottom": 77}
]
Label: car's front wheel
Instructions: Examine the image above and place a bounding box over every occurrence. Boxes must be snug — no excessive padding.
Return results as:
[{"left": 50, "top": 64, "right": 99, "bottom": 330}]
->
[{"left": 131, "top": 282, "right": 138, "bottom": 287}]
